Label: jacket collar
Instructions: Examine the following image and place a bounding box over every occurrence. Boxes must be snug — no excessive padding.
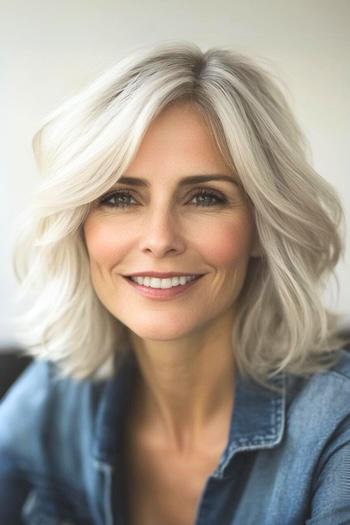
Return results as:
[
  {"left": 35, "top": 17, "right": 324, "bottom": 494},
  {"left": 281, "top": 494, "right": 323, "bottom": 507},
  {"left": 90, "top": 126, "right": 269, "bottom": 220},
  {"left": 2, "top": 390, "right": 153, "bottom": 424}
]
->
[
  {"left": 214, "top": 369, "right": 286, "bottom": 477},
  {"left": 92, "top": 347, "right": 286, "bottom": 475}
]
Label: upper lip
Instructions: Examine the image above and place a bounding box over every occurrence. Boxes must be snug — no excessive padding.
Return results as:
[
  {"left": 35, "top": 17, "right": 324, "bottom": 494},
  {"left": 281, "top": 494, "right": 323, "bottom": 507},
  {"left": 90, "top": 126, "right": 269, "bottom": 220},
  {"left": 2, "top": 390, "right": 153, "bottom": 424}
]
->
[{"left": 124, "top": 271, "right": 204, "bottom": 278}]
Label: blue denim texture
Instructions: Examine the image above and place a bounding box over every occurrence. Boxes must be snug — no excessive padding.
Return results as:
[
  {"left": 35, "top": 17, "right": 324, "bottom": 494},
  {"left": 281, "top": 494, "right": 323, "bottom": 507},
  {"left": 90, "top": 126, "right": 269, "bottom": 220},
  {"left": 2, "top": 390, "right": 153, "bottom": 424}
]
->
[{"left": 1, "top": 346, "right": 350, "bottom": 524}]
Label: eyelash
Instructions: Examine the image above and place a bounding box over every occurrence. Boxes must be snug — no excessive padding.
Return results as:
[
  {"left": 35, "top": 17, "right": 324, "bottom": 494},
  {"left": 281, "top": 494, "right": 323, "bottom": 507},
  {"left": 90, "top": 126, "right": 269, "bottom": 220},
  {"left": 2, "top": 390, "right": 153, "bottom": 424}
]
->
[{"left": 98, "top": 188, "right": 228, "bottom": 209}]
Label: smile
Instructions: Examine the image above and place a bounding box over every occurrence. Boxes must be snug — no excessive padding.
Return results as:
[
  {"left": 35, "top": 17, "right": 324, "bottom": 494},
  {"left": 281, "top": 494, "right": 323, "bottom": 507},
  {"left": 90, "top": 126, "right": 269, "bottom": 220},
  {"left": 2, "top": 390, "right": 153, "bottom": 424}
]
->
[
  {"left": 130, "top": 275, "right": 197, "bottom": 288},
  {"left": 123, "top": 275, "right": 204, "bottom": 300}
]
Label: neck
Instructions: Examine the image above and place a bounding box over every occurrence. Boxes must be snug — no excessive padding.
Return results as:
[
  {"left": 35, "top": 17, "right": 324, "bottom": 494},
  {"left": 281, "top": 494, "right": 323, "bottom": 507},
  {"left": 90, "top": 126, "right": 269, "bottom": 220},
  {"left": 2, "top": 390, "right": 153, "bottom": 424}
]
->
[{"left": 127, "top": 310, "right": 236, "bottom": 453}]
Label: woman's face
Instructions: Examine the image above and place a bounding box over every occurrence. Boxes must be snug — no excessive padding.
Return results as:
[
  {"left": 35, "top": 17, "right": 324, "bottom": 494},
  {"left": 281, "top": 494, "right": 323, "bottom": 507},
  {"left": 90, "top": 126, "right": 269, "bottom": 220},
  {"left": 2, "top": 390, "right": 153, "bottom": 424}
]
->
[{"left": 83, "top": 103, "right": 258, "bottom": 342}]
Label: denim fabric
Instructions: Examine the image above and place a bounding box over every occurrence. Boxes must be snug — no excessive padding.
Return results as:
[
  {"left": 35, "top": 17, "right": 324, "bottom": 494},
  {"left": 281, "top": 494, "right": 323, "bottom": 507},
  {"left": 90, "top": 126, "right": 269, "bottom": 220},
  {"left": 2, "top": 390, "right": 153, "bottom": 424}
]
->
[{"left": 1, "top": 345, "right": 350, "bottom": 525}]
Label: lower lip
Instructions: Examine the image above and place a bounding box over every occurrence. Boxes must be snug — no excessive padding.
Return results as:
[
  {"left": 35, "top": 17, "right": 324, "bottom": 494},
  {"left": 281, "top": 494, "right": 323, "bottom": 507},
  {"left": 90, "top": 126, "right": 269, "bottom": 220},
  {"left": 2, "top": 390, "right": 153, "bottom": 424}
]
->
[{"left": 123, "top": 276, "right": 204, "bottom": 300}]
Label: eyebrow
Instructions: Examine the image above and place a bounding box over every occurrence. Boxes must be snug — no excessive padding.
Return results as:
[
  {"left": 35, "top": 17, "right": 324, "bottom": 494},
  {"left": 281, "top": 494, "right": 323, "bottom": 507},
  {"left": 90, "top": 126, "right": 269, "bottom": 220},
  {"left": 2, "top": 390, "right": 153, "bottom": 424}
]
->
[{"left": 115, "top": 174, "right": 240, "bottom": 188}]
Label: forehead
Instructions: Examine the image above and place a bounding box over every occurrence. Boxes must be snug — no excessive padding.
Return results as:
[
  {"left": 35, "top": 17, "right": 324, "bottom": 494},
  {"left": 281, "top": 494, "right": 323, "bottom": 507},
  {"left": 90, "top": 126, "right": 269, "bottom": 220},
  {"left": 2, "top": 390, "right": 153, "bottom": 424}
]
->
[{"left": 123, "top": 102, "right": 232, "bottom": 181}]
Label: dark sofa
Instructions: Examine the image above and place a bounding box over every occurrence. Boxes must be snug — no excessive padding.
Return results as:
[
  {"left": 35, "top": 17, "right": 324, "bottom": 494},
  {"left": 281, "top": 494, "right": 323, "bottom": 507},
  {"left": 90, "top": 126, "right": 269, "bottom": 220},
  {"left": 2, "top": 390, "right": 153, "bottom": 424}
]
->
[{"left": 0, "top": 348, "right": 32, "bottom": 400}]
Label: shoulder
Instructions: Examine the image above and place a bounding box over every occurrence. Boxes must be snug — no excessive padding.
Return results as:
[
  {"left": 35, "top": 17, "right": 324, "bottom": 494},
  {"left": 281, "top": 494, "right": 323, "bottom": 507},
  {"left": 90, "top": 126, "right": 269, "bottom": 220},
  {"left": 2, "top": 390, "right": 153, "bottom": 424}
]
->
[
  {"left": 286, "top": 349, "right": 350, "bottom": 446},
  {"left": 0, "top": 359, "right": 55, "bottom": 439},
  {"left": 326, "top": 347, "right": 350, "bottom": 381},
  {"left": 288, "top": 348, "right": 350, "bottom": 404},
  {"left": 0, "top": 358, "right": 103, "bottom": 429},
  {"left": 0, "top": 358, "right": 105, "bottom": 474}
]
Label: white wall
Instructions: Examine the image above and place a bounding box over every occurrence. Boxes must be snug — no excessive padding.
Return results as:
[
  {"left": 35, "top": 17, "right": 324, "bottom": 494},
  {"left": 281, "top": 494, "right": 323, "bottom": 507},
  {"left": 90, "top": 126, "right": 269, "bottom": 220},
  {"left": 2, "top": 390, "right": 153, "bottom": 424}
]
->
[{"left": 1, "top": 0, "right": 349, "bottom": 344}]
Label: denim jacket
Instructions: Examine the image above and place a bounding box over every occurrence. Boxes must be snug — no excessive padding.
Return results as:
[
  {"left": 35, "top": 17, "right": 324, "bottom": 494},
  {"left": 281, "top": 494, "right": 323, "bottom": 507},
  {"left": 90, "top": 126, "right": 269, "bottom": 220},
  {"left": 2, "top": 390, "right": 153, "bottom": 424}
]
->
[{"left": 1, "top": 345, "right": 350, "bottom": 525}]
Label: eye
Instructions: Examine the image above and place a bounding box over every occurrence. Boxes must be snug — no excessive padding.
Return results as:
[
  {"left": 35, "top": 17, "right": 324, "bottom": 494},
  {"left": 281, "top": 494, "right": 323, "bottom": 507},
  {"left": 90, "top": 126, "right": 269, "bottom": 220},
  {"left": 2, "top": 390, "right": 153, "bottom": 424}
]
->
[
  {"left": 189, "top": 188, "right": 228, "bottom": 207},
  {"left": 97, "top": 188, "right": 228, "bottom": 209},
  {"left": 98, "top": 190, "right": 136, "bottom": 208}
]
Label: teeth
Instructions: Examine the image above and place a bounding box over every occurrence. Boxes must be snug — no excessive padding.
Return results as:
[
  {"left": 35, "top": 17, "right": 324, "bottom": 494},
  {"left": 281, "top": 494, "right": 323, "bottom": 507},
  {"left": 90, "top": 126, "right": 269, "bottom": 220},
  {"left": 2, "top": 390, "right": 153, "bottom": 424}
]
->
[{"left": 130, "top": 275, "right": 198, "bottom": 288}]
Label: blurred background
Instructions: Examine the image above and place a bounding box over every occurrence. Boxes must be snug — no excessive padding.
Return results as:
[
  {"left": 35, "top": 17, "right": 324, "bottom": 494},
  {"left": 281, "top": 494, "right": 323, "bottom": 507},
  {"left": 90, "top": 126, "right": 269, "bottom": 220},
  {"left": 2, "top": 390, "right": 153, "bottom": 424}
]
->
[{"left": 1, "top": 0, "right": 349, "bottom": 349}]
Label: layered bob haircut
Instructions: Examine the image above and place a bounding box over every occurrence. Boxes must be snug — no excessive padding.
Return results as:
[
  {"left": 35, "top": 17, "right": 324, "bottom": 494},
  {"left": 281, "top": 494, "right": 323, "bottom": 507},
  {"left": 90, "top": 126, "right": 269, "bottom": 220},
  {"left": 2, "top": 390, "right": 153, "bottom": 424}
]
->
[{"left": 14, "top": 42, "right": 346, "bottom": 390}]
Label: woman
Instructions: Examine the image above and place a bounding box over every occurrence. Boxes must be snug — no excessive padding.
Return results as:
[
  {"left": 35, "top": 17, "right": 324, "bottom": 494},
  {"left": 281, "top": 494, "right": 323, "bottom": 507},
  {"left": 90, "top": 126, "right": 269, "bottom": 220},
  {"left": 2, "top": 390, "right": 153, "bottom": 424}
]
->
[{"left": 0, "top": 42, "right": 349, "bottom": 525}]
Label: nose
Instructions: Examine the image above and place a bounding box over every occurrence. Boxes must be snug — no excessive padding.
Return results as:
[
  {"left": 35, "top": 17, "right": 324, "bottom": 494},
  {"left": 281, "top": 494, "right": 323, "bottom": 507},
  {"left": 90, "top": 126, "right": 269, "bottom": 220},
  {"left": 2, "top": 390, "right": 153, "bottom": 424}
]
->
[{"left": 138, "top": 204, "right": 186, "bottom": 258}]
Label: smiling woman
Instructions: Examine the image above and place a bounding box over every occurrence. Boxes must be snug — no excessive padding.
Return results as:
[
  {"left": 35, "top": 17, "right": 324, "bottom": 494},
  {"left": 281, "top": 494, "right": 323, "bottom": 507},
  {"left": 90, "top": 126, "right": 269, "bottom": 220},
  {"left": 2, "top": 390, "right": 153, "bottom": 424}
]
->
[
  {"left": 0, "top": 42, "right": 349, "bottom": 525},
  {"left": 83, "top": 102, "right": 258, "bottom": 344}
]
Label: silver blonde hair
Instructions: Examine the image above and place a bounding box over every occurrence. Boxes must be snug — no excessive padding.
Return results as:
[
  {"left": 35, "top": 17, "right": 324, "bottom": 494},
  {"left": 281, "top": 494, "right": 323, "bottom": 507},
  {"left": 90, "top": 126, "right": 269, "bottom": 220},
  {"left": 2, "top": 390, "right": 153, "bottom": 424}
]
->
[{"left": 13, "top": 41, "right": 346, "bottom": 390}]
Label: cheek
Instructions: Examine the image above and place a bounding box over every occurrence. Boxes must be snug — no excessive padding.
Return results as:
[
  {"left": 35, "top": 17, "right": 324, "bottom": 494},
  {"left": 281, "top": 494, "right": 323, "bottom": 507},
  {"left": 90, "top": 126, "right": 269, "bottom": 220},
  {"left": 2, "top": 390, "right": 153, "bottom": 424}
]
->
[
  {"left": 83, "top": 217, "right": 127, "bottom": 266},
  {"left": 199, "top": 216, "right": 254, "bottom": 267}
]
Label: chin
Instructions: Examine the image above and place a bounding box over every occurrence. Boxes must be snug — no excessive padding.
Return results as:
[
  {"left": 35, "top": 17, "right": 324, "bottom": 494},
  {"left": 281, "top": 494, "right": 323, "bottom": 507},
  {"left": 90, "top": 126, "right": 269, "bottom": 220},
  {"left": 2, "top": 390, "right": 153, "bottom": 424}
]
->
[{"left": 124, "top": 320, "right": 196, "bottom": 342}]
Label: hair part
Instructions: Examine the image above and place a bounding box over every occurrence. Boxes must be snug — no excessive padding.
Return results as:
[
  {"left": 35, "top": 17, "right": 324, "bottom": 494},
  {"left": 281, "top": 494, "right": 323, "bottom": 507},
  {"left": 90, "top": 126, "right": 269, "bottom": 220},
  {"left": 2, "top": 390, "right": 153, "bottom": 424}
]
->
[{"left": 13, "top": 41, "right": 346, "bottom": 391}]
